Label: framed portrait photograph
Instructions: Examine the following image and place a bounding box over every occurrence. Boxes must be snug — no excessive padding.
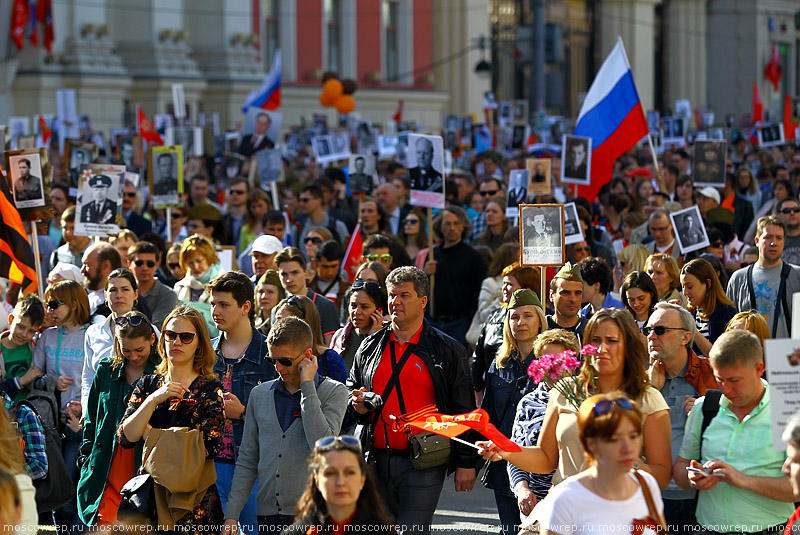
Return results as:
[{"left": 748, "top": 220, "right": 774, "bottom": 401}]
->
[
  {"left": 64, "top": 139, "right": 99, "bottom": 195},
  {"left": 242, "top": 108, "right": 282, "bottom": 144},
  {"left": 377, "top": 135, "right": 398, "bottom": 160},
  {"left": 670, "top": 205, "right": 710, "bottom": 254},
  {"left": 75, "top": 163, "right": 124, "bottom": 238},
  {"left": 149, "top": 145, "right": 183, "bottom": 208},
  {"left": 758, "top": 124, "right": 784, "bottom": 148},
  {"left": 511, "top": 100, "right": 528, "bottom": 123},
  {"left": 312, "top": 134, "right": 336, "bottom": 164},
  {"left": 330, "top": 132, "right": 351, "bottom": 161},
  {"left": 646, "top": 110, "right": 660, "bottom": 135},
  {"left": 347, "top": 153, "right": 376, "bottom": 195},
  {"left": 17, "top": 135, "right": 35, "bottom": 150},
  {"left": 444, "top": 114, "right": 460, "bottom": 132},
  {"left": 356, "top": 122, "right": 378, "bottom": 154},
  {"left": 185, "top": 156, "right": 206, "bottom": 179},
  {"left": 693, "top": 140, "right": 727, "bottom": 187},
  {"left": 561, "top": 135, "right": 592, "bottom": 185},
  {"left": 7, "top": 151, "right": 45, "bottom": 209},
  {"left": 220, "top": 152, "right": 246, "bottom": 187},
  {"left": 115, "top": 135, "right": 144, "bottom": 172},
  {"left": 662, "top": 117, "right": 685, "bottom": 146},
  {"left": 563, "top": 202, "right": 584, "bottom": 245},
  {"left": 506, "top": 169, "right": 529, "bottom": 216},
  {"left": 396, "top": 132, "right": 410, "bottom": 166},
  {"left": 520, "top": 204, "right": 565, "bottom": 266},
  {"left": 224, "top": 131, "right": 241, "bottom": 153},
  {"left": 526, "top": 158, "right": 552, "bottom": 196},
  {"left": 510, "top": 124, "right": 528, "bottom": 151},
  {"left": 257, "top": 149, "right": 284, "bottom": 189},
  {"left": 166, "top": 127, "right": 203, "bottom": 158},
  {"left": 444, "top": 129, "right": 460, "bottom": 155},
  {"left": 498, "top": 101, "right": 512, "bottom": 127},
  {"left": 109, "top": 127, "right": 131, "bottom": 149},
  {"left": 460, "top": 116, "right": 473, "bottom": 149},
  {"left": 407, "top": 133, "right": 445, "bottom": 209}
]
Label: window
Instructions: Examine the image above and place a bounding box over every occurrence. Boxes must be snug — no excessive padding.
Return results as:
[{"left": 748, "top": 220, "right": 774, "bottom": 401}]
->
[
  {"left": 264, "top": 0, "right": 279, "bottom": 65},
  {"left": 384, "top": 0, "right": 399, "bottom": 81},
  {"left": 326, "top": 0, "right": 343, "bottom": 73}
]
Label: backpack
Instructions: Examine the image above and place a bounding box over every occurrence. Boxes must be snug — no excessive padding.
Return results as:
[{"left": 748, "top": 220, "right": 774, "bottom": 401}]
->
[
  {"left": 12, "top": 399, "right": 75, "bottom": 512},
  {"left": 26, "top": 374, "right": 60, "bottom": 431}
]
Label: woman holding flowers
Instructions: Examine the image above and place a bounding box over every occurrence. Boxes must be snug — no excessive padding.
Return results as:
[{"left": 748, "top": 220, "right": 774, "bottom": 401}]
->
[
  {"left": 478, "top": 308, "right": 672, "bottom": 490},
  {"left": 481, "top": 289, "right": 547, "bottom": 535}
]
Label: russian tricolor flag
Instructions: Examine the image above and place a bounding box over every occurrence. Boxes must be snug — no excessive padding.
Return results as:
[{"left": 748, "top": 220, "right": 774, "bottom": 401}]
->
[
  {"left": 243, "top": 49, "right": 282, "bottom": 113},
  {"left": 574, "top": 38, "right": 648, "bottom": 199}
]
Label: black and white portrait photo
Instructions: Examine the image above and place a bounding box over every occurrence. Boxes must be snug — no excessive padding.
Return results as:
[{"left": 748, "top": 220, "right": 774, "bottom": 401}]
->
[
  {"left": 562, "top": 135, "right": 592, "bottom": 185},
  {"left": 150, "top": 146, "right": 182, "bottom": 207},
  {"left": 511, "top": 125, "right": 528, "bottom": 150},
  {"left": 693, "top": 140, "right": 726, "bottom": 187},
  {"left": 347, "top": 154, "right": 376, "bottom": 194},
  {"left": 396, "top": 132, "right": 410, "bottom": 166},
  {"left": 408, "top": 134, "right": 445, "bottom": 209},
  {"left": 9, "top": 153, "right": 44, "bottom": 209},
  {"left": 670, "top": 205, "right": 710, "bottom": 254},
  {"left": 378, "top": 135, "right": 398, "bottom": 160},
  {"left": 444, "top": 114, "right": 460, "bottom": 132},
  {"left": 663, "top": 117, "right": 685, "bottom": 145},
  {"left": 444, "top": 129, "right": 460, "bottom": 153},
  {"left": 75, "top": 164, "right": 124, "bottom": 237},
  {"left": 330, "top": 132, "right": 351, "bottom": 160},
  {"left": 257, "top": 149, "right": 283, "bottom": 188},
  {"left": 357, "top": 122, "right": 377, "bottom": 154},
  {"left": 526, "top": 158, "right": 552, "bottom": 196},
  {"left": 520, "top": 204, "right": 564, "bottom": 266},
  {"left": 221, "top": 153, "right": 245, "bottom": 186},
  {"left": 116, "top": 135, "right": 142, "bottom": 171},
  {"left": 460, "top": 116, "right": 473, "bottom": 148},
  {"left": 69, "top": 146, "right": 93, "bottom": 174},
  {"left": 498, "top": 101, "right": 512, "bottom": 126},
  {"left": 758, "top": 124, "right": 784, "bottom": 148},
  {"left": 563, "top": 202, "right": 584, "bottom": 245},
  {"left": 312, "top": 135, "right": 335, "bottom": 164},
  {"left": 506, "top": 169, "right": 529, "bottom": 216},
  {"left": 646, "top": 111, "right": 660, "bottom": 135}
]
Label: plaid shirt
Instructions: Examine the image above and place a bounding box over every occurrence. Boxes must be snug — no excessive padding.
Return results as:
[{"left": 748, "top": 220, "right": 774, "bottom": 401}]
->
[
  {"left": 3, "top": 393, "right": 47, "bottom": 480},
  {"left": 470, "top": 211, "right": 486, "bottom": 241}
]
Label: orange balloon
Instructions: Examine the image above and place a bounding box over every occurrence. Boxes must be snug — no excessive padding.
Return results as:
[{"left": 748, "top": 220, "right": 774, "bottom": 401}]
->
[
  {"left": 334, "top": 95, "right": 355, "bottom": 114},
  {"left": 319, "top": 91, "right": 335, "bottom": 107},
  {"left": 322, "top": 79, "right": 343, "bottom": 100}
]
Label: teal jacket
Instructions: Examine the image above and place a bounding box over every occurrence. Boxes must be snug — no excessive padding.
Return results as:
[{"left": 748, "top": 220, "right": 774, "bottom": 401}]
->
[{"left": 77, "top": 357, "right": 157, "bottom": 526}]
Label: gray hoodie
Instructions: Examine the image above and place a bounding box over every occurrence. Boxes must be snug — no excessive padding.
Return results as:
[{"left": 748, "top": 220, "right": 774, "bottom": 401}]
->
[{"left": 33, "top": 325, "right": 88, "bottom": 416}]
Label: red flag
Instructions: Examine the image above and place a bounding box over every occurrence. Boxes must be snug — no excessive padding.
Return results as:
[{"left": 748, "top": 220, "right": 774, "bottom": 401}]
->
[
  {"left": 785, "top": 93, "right": 797, "bottom": 142},
  {"left": 136, "top": 107, "right": 164, "bottom": 145},
  {"left": 341, "top": 223, "right": 363, "bottom": 283},
  {"left": 397, "top": 408, "right": 522, "bottom": 453},
  {"left": 392, "top": 100, "right": 404, "bottom": 123},
  {"left": 752, "top": 81, "right": 763, "bottom": 124},
  {"left": 36, "top": 0, "right": 53, "bottom": 53},
  {"left": 0, "top": 177, "right": 38, "bottom": 295},
  {"left": 10, "top": 0, "right": 28, "bottom": 51},
  {"left": 38, "top": 114, "right": 51, "bottom": 144},
  {"left": 764, "top": 43, "right": 783, "bottom": 92}
]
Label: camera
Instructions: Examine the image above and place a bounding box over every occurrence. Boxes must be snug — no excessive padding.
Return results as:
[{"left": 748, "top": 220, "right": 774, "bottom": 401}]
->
[{"left": 362, "top": 392, "right": 382, "bottom": 412}]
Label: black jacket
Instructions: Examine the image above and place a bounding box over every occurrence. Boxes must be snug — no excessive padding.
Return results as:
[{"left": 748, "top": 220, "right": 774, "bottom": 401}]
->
[
  {"left": 282, "top": 507, "right": 398, "bottom": 534},
  {"left": 346, "top": 319, "right": 478, "bottom": 471},
  {"left": 471, "top": 305, "right": 506, "bottom": 391}
]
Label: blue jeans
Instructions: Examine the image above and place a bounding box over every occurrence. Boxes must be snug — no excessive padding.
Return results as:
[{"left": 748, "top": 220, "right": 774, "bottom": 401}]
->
[
  {"left": 372, "top": 450, "right": 447, "bottom": 535},
  {"left": 663, "top": 497, "right": 698, "bottom": 535},
  {"left": 493, "top": 489, "right": 521, "bottom": 535},
  {"left": 215, "top": 461, "right": 259, "bottom": 535}
]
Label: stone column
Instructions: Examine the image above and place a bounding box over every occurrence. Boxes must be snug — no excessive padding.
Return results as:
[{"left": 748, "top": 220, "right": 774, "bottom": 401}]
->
[
  {"left": 598, "top": 0, "right": 661, "bottom": 112},
  {"left": 664, "top": 0, "right": 706, "bottom": 113}
]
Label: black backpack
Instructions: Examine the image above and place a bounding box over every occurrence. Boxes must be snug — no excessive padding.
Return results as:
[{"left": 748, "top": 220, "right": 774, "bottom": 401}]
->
[{"left": 12, "top": 399, "right": 75, "bottom": 512}]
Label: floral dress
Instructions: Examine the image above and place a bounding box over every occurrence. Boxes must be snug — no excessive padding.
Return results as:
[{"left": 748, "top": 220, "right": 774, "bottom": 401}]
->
[{"left": 117, "top": 374, "right": 225, "bottom": 532}]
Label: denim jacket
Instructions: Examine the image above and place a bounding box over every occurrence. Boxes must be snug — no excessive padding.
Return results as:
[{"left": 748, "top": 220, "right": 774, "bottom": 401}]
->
[{"left": 212, "top": 326, "right": 277, "bottom": 458}]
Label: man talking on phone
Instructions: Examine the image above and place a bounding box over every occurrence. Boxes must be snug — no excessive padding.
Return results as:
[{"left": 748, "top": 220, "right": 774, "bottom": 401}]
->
[{"left": 673, "top": 330, "right": 793, "bottom": 534}]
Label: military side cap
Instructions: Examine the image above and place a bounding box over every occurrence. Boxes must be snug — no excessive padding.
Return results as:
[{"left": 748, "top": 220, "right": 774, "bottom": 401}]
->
[
  {"left": 259, "top": 269, "right": 281, "bottom": 289},
  {"left": 508, "top": 288, "right": 542, "bottom": 309},
  {"left": 188, "top": 203, "right": 222, "bottom": 221},
  {"left": 88, "top": 174, "right": 112, "bottom": 188},
  {"left": 553, "top": 261, "right": 583, "bottom": 283}
]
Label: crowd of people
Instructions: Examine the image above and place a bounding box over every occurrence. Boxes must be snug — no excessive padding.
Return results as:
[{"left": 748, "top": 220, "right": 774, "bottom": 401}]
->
[{"left": 1, "top": 121, "right": 800, "bottom": 535}]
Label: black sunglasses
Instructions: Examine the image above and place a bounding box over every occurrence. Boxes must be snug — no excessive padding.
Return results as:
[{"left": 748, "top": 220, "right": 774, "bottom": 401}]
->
[
  {"left": 592, "top": 397, "right": 634, "bottom": 416},
  {"left": 168, "top": 262, "right": 181, "bottom": 270},
  {"left": 315, "top": 435, "right": 361, "bottom": 452},
  {"left": 480, "top": 189, "right": 499, "bottom": 196},
  {"left": 352, "top": 279, "right": 381, "bottom": 291},
  {"left": 304, "top": 236, "right": 322, "bottom": 244},
  {"left": 266, "top": 349, "right": 307, "bottom": 367},
  {"left": 642, "top": 325, "right": 687, "bottom": 337},
  {"left": 114, "top": 315, "right": 146, "bottom": 328},
  {"left": 780, "top": 207, "right": 800, "bottom": 214},
  {"left": 124, "top": 192, "right": 137, "bottom": 198},
  {"left": 47, "top": 299, "right": 65, "bottom": 311},
  {"left": 134, "top": 260, "right": 156, "bottom": 268},
  {"left": 164, "top": 330, "right": 196, "bottom": 344},
  {"left": 403, "top": 218, "right": 420, "bottom": 225}
]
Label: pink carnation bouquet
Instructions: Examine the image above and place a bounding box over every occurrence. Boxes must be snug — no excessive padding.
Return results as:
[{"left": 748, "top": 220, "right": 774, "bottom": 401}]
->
[{"left": 527, "top": 344, "right": 599, "bottom": 410}]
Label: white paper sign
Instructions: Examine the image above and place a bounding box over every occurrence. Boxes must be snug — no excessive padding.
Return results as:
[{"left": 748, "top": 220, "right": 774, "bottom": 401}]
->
[{"left": 765, "top": 338, "right": 800, "bottom": 451}]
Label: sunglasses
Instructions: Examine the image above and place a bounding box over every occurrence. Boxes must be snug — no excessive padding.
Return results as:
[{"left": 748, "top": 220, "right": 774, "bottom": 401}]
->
[
  {"left": 367, "top": 253, "right": 392, "bottom": 262},
  {"left": 351, "top": 279, "right": 381, "bottom": 291},
  {"left": 286, "top": 295, "right": 305, "bottom": 318},
  {"left": 114, "top": 315, "right": 146, "bottom": 328},
  {"left": 134, "top": 260, "right": 157, "bottom": 268},
  {"left": 298, "top": 197, "right": 312, "bottom": 203},
  {"left": 480, "top": 189, "right": 499, "bottom": 196},
  {"left": 124, "top": 192, "right": 137, "bottom": 198},
  {"left": 164, "top": 330, "right": 197, "bottom": 344},
  {"left": 168, "top": 262, "right": 181, "bottom": 270},
  {"left": 229, "top": 189, "right": 247, "bottom": 195},
  {"left": 403, "top": 218, "right": 420, "bottom": 225},
  {"left": 315, "top": 435, "right": 361, "bottom": 452},
  {"left": 642, "top": 325, "right": 687, "bottom": 337},
  {"left": 47, "top": 299, "right": 65, "bottom": 311},
  {"left": 266, "top": 349, "right": 307, "bottom": 367},
  {"left": 305, "top": 236, "right": 322, "bottom": 245},
  {"left": 781, "top": 207, "right": 800, "bottom": 214},
  {"left": 592, "top": 397, "right": 634, "bottom": 416}
]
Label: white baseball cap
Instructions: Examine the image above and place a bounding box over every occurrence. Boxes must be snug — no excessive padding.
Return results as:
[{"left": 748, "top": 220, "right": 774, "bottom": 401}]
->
[
  {"left": 251, "top": 234, "right": 283, "bottom": 255},
  {"left": 697, "top": 187, "right": 721, "bottom": 205}
]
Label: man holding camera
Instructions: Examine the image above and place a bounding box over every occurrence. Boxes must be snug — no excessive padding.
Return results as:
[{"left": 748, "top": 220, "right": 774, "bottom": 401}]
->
[{"left": 348, "top": 266, "right": 478, "bottom": 535}]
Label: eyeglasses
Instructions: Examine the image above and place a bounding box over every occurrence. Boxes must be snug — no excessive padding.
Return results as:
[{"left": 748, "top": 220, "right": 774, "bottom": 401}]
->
[
  {"left": 114, "top": 315, "right": 146, "bottom": 328},
  {"left": 229, "top": 189, "right": 247, "bottom": 195},
  {"left": 266, "top": 349, "right": 307, "bottom": 367},
  {"left": 164, "top": 330, "right": 197, "bottom": 344},
  {"left": 592, "top": 397, "right": 634, "bottom": 416},
  {"left": 314, "top": 435, "right": 361, "bottom": 452},
  {"left": 286, "top": 295, "right": 305, "bottom": 318},
  {"left": 304, "top": 236, "right": 322, "bottom": 245},
  {"left": 168, "top": 262, "right": 181, "bottom": 270},
  {"left": 480, "top": 189, "right": 499, "bottom": 196},
  {"left": 642, "top": 325, "right": 687, "bottom": 337},
  {"left": 134, "top": 260, "right": 156, "bottom": 268},
  {"left": 367, "top": 253, "right": 392, "bottom": 263},
  {"left": 403, "top": 218, "right": 420, "bottom": 225},
  {"left": 46, "top": 299, "right": 65, "bottom": 311},
  {"left": 298, "top": 197, "right": 312, "bottom": 203},
  {"left": 124, "top": 192, "right": 137, "bottom": 198},
  {"left": 780, "top": 207, "right": 800, "bottom": 214},
  {"left": 351, "top": 279, "right": 381, "bottom": 291}
]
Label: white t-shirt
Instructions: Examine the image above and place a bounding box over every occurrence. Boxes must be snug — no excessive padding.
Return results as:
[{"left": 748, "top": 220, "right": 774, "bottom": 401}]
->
[{"left": 538, "top": 470, "right": 663, "bottom": 535}]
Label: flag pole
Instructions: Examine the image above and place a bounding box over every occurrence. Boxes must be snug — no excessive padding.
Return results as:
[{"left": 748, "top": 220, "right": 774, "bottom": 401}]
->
[
  {"left": 646, "top": 134, "right": 665, "bottom": 193},
  {"left": 427, "top": 207, "right": 435, "bottom": 313},
  {"left": 166, "top": 207, "right": 173, "bottom": 243},
  {"left": 30, "top": 222, "right": 44, "bottom": 300},
  {"left": 450, "top": 436, "right": 481, "bottom": 451}
]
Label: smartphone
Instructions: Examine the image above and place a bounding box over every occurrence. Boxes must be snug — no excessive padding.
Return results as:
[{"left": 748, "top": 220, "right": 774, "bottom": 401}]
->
[{"left": 686, "top": 467, "right": 725, "bottom": 477}]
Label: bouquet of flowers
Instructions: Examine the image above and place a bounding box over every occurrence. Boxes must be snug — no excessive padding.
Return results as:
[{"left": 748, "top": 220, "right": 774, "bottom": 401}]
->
[{"left": 527, "top": 344, "right": 600, "bottom": 410}]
